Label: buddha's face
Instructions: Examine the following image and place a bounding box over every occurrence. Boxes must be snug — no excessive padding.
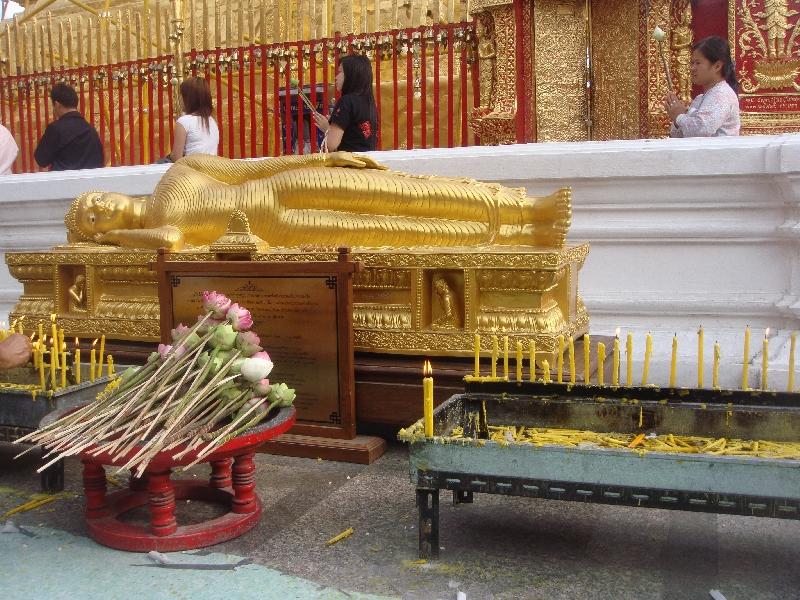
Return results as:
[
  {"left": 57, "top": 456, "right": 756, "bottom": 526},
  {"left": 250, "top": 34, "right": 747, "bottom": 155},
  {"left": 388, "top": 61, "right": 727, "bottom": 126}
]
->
[{"left": 76, "top": 192, "right": 136, "bottom": 236}]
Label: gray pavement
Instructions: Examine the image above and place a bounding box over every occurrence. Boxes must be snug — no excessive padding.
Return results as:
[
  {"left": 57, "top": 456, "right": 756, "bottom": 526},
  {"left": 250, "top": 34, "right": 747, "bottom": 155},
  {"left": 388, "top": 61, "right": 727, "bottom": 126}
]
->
[{"left": 1, "top": 440, "right": 799, "bottom": 600}]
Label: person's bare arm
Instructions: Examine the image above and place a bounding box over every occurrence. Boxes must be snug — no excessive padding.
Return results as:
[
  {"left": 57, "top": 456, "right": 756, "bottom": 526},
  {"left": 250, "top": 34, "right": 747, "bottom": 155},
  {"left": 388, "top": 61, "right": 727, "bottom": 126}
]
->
[
  {"left": 324, "top": 123, "right": 345, "bottom": 152},
  {"left": 0, "top": 333, "right": 33, "bottom": 369},
  {"left": 168, "top": 122, "right": 188, "bottom": 163}
]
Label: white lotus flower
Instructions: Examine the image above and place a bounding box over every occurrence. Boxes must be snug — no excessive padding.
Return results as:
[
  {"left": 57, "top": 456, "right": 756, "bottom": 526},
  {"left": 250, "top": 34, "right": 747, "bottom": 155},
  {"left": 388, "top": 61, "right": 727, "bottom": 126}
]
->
[{"left": 240, "top": 356, "right": 274, "bottom": 382}]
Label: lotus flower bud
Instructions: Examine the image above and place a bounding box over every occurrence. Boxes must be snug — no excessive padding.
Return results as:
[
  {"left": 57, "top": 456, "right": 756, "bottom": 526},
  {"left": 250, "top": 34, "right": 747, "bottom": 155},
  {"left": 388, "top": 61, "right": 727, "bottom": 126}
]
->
[
  {"left": 171, "top": 324, "right": 189, "bottom": 341},
  {"left": 652, "top": 26, "right": 666, "bottom": 42},
  {"left": 235, "top": 396, "right": 268, "bottom": 422},
  {"left": 227, "top": 303, "right": 253, "bottom": 332},
  {"left": 202, "top": 290, "right": 232, "bottom": 319},
  {"left": 240, "top": 356, "right": 274, "bottom": 382},
  {"left": 235, "top": 331, "right": 262, "bottom": 357},
  {"left": 267, "top": 382, "right": 296, "bottom": 407},
  {"left": 251, "top": 378, "right": 270, "bottom": 396},
  {"left": 208, "top": 323, "right": 238, "bottom": 351}
]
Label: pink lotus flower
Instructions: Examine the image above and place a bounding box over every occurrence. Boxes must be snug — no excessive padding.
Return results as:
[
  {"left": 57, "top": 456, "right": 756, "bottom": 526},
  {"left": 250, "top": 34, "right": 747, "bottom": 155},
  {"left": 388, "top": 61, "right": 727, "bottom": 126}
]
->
[
  {"left": 203, "top": 291, "right": 232, "bottom": 319},
  {"left": 171, "top": 324, "right": 189, "bottom": 341},
  {"left": 226, "top": 303, "right": 253, "bottom": 331},
  {"left": 235, "top": 331, "right": 262, "bottom": 357},
  {"left": 251, "top": 350, "right": 271, "bottom": 361},
  {"left": 251, "top": 378, "right": 270, "bottom": 396},
  {"left": 157, "top": 343, "right": 186, "bottom": 359}
]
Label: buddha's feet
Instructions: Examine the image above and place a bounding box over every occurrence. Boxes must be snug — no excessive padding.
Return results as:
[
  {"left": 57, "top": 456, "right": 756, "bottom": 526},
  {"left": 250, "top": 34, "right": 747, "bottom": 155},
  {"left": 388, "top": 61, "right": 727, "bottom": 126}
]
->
[{"left": 522, "top": 187, "right": 572, "bottom": 248}]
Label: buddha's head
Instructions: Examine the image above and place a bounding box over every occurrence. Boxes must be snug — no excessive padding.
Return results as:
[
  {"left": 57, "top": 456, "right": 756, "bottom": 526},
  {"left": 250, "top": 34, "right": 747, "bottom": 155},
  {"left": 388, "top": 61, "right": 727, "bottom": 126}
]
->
[{"left": 65, "top": 191, "right": 140, "bottom": 242}]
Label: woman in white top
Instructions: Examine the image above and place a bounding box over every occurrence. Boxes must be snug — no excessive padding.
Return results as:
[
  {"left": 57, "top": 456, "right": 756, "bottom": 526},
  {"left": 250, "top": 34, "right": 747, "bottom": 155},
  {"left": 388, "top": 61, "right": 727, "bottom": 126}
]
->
[
  {"left": 664, "top": 36, "right": 740, "bottom": 137},
  {"left": 168, "top": 77, "right": 220, "bottom": 161}
]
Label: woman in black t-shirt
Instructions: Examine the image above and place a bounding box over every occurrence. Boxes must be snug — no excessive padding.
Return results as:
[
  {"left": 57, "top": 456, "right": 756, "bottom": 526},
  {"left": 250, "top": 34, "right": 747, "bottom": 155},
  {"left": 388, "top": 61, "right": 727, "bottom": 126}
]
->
[{"left": 312, "top": 55, "right": 378, "bottom": 152}]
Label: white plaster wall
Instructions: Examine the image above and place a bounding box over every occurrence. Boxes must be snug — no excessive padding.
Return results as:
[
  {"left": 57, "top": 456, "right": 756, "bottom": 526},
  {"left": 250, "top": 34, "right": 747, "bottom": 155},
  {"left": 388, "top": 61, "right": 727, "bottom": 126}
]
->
[{"left": 1, "top": 134, "right": 798, "bottom": 390}]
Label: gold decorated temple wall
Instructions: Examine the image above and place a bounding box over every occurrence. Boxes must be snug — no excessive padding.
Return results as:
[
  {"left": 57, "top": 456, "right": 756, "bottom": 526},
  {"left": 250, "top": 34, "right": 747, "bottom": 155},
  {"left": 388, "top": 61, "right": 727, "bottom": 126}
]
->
[{"left": 6, "top": 244, "right": 589, "bottom": 362}]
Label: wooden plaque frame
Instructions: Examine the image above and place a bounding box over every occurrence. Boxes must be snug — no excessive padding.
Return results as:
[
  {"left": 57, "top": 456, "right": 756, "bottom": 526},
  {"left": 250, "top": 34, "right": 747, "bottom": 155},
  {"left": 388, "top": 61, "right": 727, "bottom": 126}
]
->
[{"left": 152, "top": 248, "right": 363, "bottom": 440}]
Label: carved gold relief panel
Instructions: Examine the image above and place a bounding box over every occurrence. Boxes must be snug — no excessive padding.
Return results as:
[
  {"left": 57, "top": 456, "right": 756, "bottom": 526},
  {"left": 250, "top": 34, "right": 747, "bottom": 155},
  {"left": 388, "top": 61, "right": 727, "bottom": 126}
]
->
[{"left": 533, "top": 0, "right": 590, "bottom": 142}]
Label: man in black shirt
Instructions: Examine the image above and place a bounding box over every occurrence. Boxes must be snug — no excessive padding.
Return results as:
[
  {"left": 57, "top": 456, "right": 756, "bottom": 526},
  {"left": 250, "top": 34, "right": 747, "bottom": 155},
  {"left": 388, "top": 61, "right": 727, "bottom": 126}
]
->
[{"left": 34, "top": 83, "right": 104, "bottom": 171}]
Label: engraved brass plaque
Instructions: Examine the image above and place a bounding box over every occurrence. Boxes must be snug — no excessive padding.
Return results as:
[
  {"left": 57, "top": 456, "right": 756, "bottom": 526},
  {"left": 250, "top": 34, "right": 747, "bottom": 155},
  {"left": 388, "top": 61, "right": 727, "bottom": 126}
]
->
[{"left": 170, "top": 275, "right": 340, "bottom": 426}]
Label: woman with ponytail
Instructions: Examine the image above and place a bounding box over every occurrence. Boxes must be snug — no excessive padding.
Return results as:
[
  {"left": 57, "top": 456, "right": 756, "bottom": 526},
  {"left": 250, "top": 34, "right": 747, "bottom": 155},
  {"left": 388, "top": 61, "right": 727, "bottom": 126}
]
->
[{"left": 664, "top": 36, "right": 740, "bottom": 137}]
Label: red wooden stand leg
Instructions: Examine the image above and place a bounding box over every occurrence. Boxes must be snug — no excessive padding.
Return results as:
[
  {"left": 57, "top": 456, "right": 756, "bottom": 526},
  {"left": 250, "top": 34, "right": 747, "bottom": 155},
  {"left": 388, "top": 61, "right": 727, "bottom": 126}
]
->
[
  {"left": 129, "top": 474, "right": 149, "bottom": 491},
  {"left": 82, "top": 460, "right": 108, "bottom": 519},
  {"left": 231, "top": 452, "right": 256, "bottom": 514},
  {"left": 147, "top": 468, "right": 178, "bottom": 536},
  {"left": 209, "top": 458, "right": 233, "bottom": 488}
]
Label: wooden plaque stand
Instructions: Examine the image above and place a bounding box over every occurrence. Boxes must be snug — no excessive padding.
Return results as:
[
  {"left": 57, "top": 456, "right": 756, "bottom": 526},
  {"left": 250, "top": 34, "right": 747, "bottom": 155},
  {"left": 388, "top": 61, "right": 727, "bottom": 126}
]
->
[{"left": 152, "top": 247, "right": 386, "bottom": 464}]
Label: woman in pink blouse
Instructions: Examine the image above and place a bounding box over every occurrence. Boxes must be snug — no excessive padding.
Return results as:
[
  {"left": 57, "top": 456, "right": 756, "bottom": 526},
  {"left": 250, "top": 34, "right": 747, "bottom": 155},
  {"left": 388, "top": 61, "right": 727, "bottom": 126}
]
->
[{"left": 665, "top": 36, "right": 740, "bottom": 137}]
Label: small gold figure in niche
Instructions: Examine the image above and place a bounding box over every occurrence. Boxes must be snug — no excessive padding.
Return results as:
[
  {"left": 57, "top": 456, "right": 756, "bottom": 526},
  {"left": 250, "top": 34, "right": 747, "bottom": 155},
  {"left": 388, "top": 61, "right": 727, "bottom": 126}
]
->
[
  {"left": 68, "top": 274, "right": 88, "bottom": 315},
  {"left": 65, "top": 153, "right": 572, "bottom": 251},
  {"left": 475, "top": 18, "right": 496, "bottom": 112},
  {"left": 671, "top": 5, "right": 693, "bottom": 103},
  {"left": 431, "top": 278, "right": 460, "bottom": 330}
]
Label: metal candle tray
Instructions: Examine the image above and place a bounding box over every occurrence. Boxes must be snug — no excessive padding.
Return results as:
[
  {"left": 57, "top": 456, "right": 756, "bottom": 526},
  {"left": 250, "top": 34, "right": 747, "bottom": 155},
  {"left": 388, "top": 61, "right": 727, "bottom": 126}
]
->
[{"left": 402, "top": 381, "right": 800, "bottom": 558}]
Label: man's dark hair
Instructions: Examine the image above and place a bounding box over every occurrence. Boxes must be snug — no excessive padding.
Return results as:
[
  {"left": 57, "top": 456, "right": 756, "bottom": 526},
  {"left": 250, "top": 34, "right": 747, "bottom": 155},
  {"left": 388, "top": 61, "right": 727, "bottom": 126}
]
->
[{"left": 50, "top": 83, "right": 79, "bottom": 109}]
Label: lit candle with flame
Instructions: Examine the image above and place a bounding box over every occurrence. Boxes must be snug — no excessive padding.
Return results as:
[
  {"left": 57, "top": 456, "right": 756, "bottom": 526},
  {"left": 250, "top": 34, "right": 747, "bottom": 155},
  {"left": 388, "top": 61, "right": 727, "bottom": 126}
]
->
[
  {"left": 38, "top": 322, "right": 44, "bottom": 346},
  {"left": 697, "top": 326, "right": 704, "bottom": 389},
  {"left": 423, "top": 360, "right": 434, "bottom": 437},
  {"left": 626, "top": 331, "right": 633, "bottom": 387},
  {"left": 50, "top": 314, "right": 58, "bottom": 368},
  {"left": 642, "top": 333, "right": 652, "bottom": 386},
  {"left": 38, "top": 346, "right": 46, "bottom": 390},
  {"left": 762, "top": 328, "right": 769, "bottom": 391},
  {"left": 60, "top": 342, "right": 67, "bottom": 389},
  {"left": 49, "top": 339, "right": 57, "bottom": 389},
  {"left": 557, "top": 335, "right": 564, "bottom": 383},
  {"left": 74, "top": 337, "right": 81, "bottom": 385},
  {"left": 612, "top": 328, "right": 620, "bottom": 386},
  {"left": 670, "top": 334, "right": 678, "bottom": 388},
  {"left": 90, "top": 338, "right": 97, "bottom": 381},
  {"left": 97, "top": 334, "right": 106, "bottom": 380},
  {"left": 473, "top": 333, "right": 480, "bottom": 378},
  {"left": 597, "top": 342, "right": 605, "bottom": 386},
  {"left": 742, "top": 326, "right": 750, "bottom": 390},
  {"left": 713, "top": 341, "right": 721, "bottom": 389}
]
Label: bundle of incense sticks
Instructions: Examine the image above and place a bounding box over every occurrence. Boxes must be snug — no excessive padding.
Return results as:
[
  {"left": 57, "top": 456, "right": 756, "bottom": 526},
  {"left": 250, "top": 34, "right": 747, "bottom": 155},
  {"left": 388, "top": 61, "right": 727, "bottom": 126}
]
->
[
  {"left": 13, "top": 294, "right": 295, "bottom": 477},
  {"left": 290, "top": 77, "right": 318, "bottom": 112}
]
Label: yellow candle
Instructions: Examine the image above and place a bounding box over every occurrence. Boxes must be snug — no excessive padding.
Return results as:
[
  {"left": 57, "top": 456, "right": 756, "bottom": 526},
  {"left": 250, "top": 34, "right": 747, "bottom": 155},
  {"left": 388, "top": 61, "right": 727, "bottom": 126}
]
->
[
  {"left": 557, "top": 335, "right": 564, "bottom": 383},
  {"left": 612, "top": 331, "right": 620, "bottom": 386},
  {"left": 473, "top": 333, "right": 480, "bottom": 377},
  {"left": 50, "top": 321, "right": 58, "bottom": 366},
  {"left": 542, "top": 359, "right": 551, "bottom": 384},
  {"left": 713, "top": 342, "right": 720, "bottom": 389},
  {"left": 90, "top": 342, "right": 97, "bottom": 382},
  {"left": 17, "top": 319, "right": 23, "bottom": 334},
  {"left": 516, "top": 341, "right": 523, "bottom": 381},
  {"left": 642, "top": 333, "right": 652, "bottom": 386},
  {"left": 97, "top": 334, "right": 106, "bottom": 380},
  {"left": 597, "top": 342, "right": 605, "bottom": 386},
  {"left": 38, "top": 323, "right": 44, "bottom": 344},
  {"left": 491, "top": 332, "right": 498, "bottom": 378},
  {"left": 60, "top": 343, "right": 67, "bottom": 389},
  {"left": 626, "top": 332, "right": 633, "bottom": 386},
  {"left": 39, "top": 348, "right": 46, "bottom": 390},
  {"left": 503, "top": 331, "right": 509, "bottom": 379},
  {"left": 742, "top": 327, "right": 750, "bottom": 390},
  {"left": 529, "top": 339, "right": 536, "bottom": 382},
  {"left": 762, "top": 329, "right": 769, "bottom": 391},
  {"left": 670, "top": 334, "right": 678, "bottom": 388},
  {"left": 790, "top": 332, "right": 796, "bottom": 393},
  {"left": 107, "top": 355, "right": 114, "bottom": 376},
  {"left": 75, "top": 345, "right": 81, "bottom": 385},
  {"left": 49, "top": 344, "right": 57, "bottom": 389},
  {"left": 423, "top": 360, "right": 433, "bottom": 437},
  {"left": 697, "top": 327, "right": 704, "bottom": 389},
  {"left": 568, "top": 337, "right": 576, "bottom": 384},
  {"left": 583, "top": 334, "right": 590, "bottom": 384}
]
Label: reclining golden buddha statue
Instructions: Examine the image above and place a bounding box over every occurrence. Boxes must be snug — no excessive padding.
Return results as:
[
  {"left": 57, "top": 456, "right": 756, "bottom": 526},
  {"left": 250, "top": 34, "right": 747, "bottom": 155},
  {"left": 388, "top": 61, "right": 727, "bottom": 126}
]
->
[{"left": 65, "top": 152, "right": 572, "bottom": 250}]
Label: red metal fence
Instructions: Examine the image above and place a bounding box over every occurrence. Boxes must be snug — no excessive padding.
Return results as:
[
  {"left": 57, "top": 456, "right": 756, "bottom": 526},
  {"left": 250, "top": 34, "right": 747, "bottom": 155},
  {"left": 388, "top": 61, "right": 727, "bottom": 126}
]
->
[{"left": 0, "top": 23, "right": 476, "bottom": 173}]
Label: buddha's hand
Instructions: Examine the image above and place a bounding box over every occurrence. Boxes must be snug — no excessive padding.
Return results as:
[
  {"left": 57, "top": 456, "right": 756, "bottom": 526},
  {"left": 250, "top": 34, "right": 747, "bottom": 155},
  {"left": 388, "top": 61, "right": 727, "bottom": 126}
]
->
[{"left": 326, "top": 152, "right": 388, "bottom": 170}]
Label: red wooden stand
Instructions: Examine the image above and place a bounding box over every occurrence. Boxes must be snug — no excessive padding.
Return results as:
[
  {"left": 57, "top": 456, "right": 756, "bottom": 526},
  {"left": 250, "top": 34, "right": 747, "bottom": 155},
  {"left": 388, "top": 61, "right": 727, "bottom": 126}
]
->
[{"left": 45, "top": 405, "right": 296, "bottom": 552}]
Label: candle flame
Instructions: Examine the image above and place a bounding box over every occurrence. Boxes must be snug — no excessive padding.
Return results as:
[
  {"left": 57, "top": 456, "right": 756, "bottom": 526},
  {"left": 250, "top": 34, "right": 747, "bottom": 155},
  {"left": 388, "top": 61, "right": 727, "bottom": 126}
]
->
[
  {"left": 75, "top": 337, "right": 79, "bottom": 346},
  {"left": 423, "top": 360, "right": 433, "bottom": 377},
  {"left": 50, "top": 314, "right": 56, "bottom": 323},
  {"left": 62, "top": 342, "right": 66, "bottom": 351},
  {"left": 92, "top": 338, "right": 98, "bottom": 347},
  {"left": 29, "top": 332, "right": 36, "bottom": 340},
  {"left": 765, "top": 327, "right": 770, "bottom": 338},
  {"left": 615, "top": 327, "right": 620, "bottom": 338}
]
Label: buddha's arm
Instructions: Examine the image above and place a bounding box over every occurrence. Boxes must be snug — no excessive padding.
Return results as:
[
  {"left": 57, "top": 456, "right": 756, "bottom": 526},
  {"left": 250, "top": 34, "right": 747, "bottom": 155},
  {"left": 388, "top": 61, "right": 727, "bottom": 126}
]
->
[
  {"left": 176, "top": 152, "right": 386, "bottom": 186},
  {"left": 95, "top": 226, "right": 185, "bottom": 251}
]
